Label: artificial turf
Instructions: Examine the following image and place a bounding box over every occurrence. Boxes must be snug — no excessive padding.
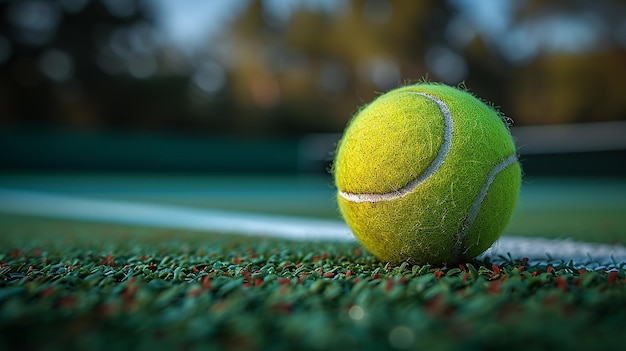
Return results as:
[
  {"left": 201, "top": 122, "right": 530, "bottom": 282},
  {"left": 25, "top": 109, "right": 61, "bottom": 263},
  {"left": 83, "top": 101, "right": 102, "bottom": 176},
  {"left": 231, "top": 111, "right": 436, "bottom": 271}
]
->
[{"left": 1, "top": 214, "right": 626, "bottom": 351}]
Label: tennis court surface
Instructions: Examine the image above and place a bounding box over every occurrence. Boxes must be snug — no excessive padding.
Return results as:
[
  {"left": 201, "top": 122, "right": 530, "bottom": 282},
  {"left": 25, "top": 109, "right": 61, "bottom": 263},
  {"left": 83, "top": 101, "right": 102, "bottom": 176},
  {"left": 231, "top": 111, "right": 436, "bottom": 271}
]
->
[{"left": 1, "top": 173, "right": 625, "bottom": 350}]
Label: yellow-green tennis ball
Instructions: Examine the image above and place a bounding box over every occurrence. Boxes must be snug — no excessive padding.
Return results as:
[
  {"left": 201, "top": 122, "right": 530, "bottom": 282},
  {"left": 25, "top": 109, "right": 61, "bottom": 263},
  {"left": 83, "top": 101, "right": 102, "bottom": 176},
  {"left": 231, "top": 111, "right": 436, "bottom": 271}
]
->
[{"left": 333, "top": 83, "right": 521, "bottom": 265}]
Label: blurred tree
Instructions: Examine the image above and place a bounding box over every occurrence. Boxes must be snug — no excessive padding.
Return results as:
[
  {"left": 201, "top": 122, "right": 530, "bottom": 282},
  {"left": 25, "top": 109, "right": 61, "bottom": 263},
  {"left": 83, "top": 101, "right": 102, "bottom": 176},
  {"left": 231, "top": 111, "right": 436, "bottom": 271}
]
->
[
  {"left": 451, "top": 0, "right": 626, "bottom": 125},
  {"left": 1, "top": 0, "right": 151, "bottom": 127},
  {"left": 216, "top": 0, "right": 626, "bottom": 130},
  {"left": 0, "top": 0, "right": 233, "bottom": 133},
  {"left": 218, "top": 0, "right": 450, "bottom": 132},
  {"left": 512, "top": 49, "right": 626, "bottom": 125},
  {"left": 505, "top": 0, "right": 626, "bottom": 125},
  {"left": 1, "top": 0, "right": 625, "bottom": 137}
]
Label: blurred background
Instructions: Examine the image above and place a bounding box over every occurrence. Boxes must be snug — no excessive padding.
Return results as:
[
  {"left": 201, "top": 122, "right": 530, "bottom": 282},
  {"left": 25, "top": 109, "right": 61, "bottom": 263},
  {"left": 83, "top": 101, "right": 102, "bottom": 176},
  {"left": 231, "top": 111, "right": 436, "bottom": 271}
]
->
[{"left": 1, "top": 0, "right": 625, "bottom": 175}]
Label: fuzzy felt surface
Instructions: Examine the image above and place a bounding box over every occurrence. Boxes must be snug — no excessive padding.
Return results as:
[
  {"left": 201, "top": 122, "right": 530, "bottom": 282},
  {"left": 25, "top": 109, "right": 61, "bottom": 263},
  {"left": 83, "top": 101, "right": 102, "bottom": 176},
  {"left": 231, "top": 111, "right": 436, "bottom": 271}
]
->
[{"left": 334, "top": 83, "right": 521, "bottom": 264}]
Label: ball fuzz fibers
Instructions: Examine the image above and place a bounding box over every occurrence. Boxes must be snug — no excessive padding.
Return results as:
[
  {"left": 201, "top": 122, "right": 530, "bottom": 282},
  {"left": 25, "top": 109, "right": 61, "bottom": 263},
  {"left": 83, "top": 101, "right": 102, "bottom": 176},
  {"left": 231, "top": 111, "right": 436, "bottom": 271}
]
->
[{"left": 333, "top": 83, "right": 521, "bottom": 265}]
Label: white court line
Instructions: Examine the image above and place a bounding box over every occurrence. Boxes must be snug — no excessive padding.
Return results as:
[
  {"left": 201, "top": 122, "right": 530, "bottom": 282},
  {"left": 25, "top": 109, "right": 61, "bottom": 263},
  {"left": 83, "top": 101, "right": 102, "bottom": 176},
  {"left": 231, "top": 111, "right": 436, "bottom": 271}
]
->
[
  {"left": 0, "top": 188, "right": 354, "bottom": 242},
  {"left": 1, "top": 188, "right": 625, "bottom": 270}
]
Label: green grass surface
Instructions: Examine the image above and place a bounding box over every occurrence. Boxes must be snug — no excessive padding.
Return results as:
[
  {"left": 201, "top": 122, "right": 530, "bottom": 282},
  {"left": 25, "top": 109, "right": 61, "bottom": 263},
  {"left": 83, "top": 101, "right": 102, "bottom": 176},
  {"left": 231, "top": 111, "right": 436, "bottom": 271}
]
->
[{"left": 2, "top": 214, "right": 626, "bottom": 351}]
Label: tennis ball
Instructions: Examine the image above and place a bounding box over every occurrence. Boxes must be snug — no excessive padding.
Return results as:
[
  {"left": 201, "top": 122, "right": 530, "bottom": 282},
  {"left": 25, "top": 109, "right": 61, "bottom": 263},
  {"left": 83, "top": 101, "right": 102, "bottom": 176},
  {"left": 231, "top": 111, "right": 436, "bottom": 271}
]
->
[{"left": 333, "top": 83, "right": 521, "bottom": 265}]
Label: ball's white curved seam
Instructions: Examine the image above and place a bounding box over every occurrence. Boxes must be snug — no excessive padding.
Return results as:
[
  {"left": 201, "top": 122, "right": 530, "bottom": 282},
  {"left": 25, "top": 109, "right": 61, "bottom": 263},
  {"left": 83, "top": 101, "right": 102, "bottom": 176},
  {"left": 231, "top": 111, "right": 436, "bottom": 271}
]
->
[
  {"left": 338, "top": 92, "right": 454, "bottom": 203},
  {"left": 453, "top": 153, "right": 518, "bottom": 256}
]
